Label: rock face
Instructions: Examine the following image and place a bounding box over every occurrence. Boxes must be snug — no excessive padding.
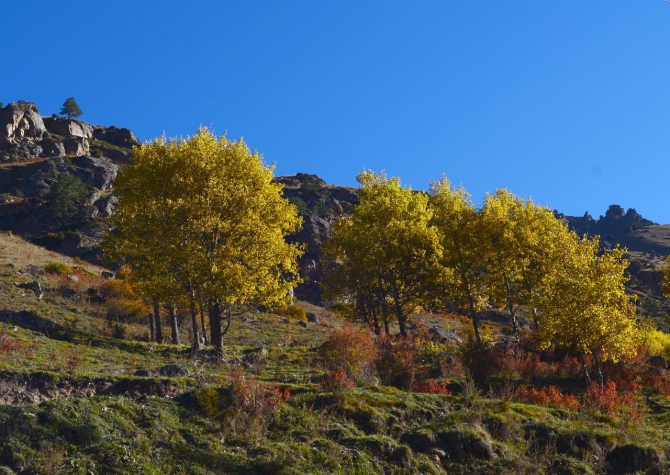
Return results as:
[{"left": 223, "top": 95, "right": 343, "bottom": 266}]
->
[
  {"left": 43, "top": 116, "right": 93, "bottom": 138},
  {"left": 0, "top": 101, "right": 135, "bottom": 166},
  {"left": 0, "top": 101, "right": 47, "bottom": 148},
  {"left": 92, "top": 126, "right": 139, "bottom": 148},
  {"left": 0, "top": 101, "right": 138, "bottom": 264}
]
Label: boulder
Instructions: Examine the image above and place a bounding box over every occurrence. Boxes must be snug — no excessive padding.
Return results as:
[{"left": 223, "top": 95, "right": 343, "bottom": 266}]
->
[
  {"left": 16, "top": 280, "right": 43, "bottom": 299},
  {"left": 93, "top": 126, "right": 139, "bottom": 148},
  {"left": 71, "top": 156, "right": 118, "bottom": 190},
  {"left": 96, "top": 194, "right": 118, "bottom": 217},
  {"left": 157, "top": 364, "right": 190, "bottom": 377},
  {"left": 242, "top": 346, "right": 268, "bottom": 363},
  {"left": 43, "top": 116, "right": 93, "bottom": 138},
  {"left": 0, "top": 101, "right": 47, "bottom": 147},
  {"left": 63, "top": 137, "right": 89, "bottom": 156},
  {"left": 101, "top": 271, "right": 115, "bottom": 280},
  {"left": 428, "top": 326, "right": 462, "bottom": 344},
  {"left": 306, "top": 312, "right": 320, "bottom": 323},
  {"left": 41, "top": 138, "right": 66, "bottom": 157},
  {"left": 100, "top": 147, "right": 132, "bottom": 163},
  {"left": 296, "top": 320, "right": 308, "bottom": 328},
  {"left": 134, "top": 369, "right": 151, "bottom": 377}
]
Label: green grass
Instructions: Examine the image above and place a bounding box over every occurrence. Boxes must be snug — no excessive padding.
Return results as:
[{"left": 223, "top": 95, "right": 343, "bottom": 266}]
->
[{"left": 0, "top": 252, "right": 669, "bottom": 474}]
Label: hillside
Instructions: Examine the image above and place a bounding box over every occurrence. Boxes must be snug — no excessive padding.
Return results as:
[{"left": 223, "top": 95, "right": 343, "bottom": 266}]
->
[
  {"left": 1, "top": 101, "right": 670, "bottom": 473},
  {"left": 0, "top": 233, "right": 669, "bottom": 474}
]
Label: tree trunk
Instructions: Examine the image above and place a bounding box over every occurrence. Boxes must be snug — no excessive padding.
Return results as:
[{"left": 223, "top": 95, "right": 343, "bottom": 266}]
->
[
  {"left": 148, "top": 313, "right": 155, "bottom": 342},
  {"left": 169, "top": 304, "right": 180, "bottom": 345},
  {"left": 210, "top": 299, "right": 223, "bottom": 357},
  {"left": 384, "top": 318, "right": 390, "bottom": 335},
  {"left": 189, "top": 299, "right": 201, "bottom": 353},
  {"left": 153, "top": 302, "right": 163, "bottom": 343},
  {"left": 507, "top": 304, "right": 519, "bottom": 334},
  {"left": 199, "top": 301, "right": 208, "bottom": 345},
  {"left": 468, "top": 295, "right": 482, "bottom": 343},
  {"left": 580, "top": 353, "right": 592, "bottom": 386},
  {"left": 593, "top": 353, "right": 604, "bottom": 386}
]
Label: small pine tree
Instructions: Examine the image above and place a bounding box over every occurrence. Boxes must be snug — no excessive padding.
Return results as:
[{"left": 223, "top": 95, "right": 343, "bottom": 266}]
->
[
  {"left": 48, "top": 173, "right": 89, "bottom": 219},
  {"left": 60, "top": 97, "right": 83, "bottom": 119}
]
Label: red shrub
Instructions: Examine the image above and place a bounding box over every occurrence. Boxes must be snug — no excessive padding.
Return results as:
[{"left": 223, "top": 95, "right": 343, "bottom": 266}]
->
[
  {"left": 376, "top": 334, "right": 423, "bottom": 390},
  {"left": 583, "top": 380, "right": 642, "bottom": 422},
  {"left": 321, "top": 369, "right": 356, "bottom": 392},
  {"left": 319, "top": 323, "right": 378, "bottom": 383},
  {"left": 412, "top": 379, "right": 452, "bottom": 395},
  {"left": 515, "top": 384, "right": 581, "bottom": 412}
]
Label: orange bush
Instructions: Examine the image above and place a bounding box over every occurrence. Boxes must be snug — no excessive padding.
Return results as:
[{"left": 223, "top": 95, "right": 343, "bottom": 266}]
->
[
  {"left": 583, "top": 380, "right": 642, "bottom": 422},
  {"left": 412, "top": 379, "right": 452, "bottom": 395},
  {"left": 515, "top": 384, "right": 581, "bottom": 412},
  {"left": 319, "top": 323, "right": 378, "bottom": 383}
]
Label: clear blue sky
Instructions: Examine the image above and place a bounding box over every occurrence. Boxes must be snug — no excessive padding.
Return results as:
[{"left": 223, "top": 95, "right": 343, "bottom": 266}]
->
[{"left": 3, "top": 1, "right": 670, "bottom": 222}]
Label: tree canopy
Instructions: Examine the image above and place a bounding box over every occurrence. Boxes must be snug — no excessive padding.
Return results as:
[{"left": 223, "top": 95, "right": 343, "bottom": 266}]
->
[
  {"left": 106, "top": 128, "right": 303, "bottom": 354},
  {"left": 60, "top": 97, "right": 83, "bottom": 119},
  {"left": 322, "top": 171, "right": 447, "bottom": 336},
  {"left": 536, "top": 236, "right": 639, "bottom": 383}
]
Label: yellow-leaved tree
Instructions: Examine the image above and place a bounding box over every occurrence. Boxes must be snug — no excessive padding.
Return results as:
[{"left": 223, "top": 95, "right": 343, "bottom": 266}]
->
[
  {"left": 322, "top": 171, "right": 447, "bottom": 336},
  {"left": 480, "top": 189, "right": 573, "bottom": 334},
  {"left": 429, "top": 177, "right": 488, "bottom": 342},
  {"left": 536, "top": 235, "right": 640, "bottom": 384},
  {"left": 106, "top": 128, "right": 303, "bottom": 355}
]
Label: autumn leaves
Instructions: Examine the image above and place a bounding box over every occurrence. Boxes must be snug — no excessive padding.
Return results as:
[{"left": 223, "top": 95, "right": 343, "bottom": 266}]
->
[{"left": 324, "top": 172, "right": 640, "bottom": 380}]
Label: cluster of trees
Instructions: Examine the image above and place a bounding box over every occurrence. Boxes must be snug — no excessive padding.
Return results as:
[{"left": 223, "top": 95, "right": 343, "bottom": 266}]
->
[
  {"left": 323, "top": 171, "right": 640, "bottom": 384},
  {"left": 105, "top": 128, "right": 303, "bottom": 355}
]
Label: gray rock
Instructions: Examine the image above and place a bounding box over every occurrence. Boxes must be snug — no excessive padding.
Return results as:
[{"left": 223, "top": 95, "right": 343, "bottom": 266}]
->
[
  {"left": 243, "top": 346, "right": 268, "bottom": 363},
  {"left": 100, "top": 147, "right": 132, "bottom": 163},
  {"left": 16, "top": 281, "right": 43, "bottom": 299},
  {"left": 296, "top": 320, "right": 308, "bottom": 328},
  {"left": 306, "top": 312, "right": 320, "bottom": 323},
  {"left": 43, "top": 116, "right": 93, "bottom": 138},
  {"left": 100, "top": 195, "right": 118, "bottom": 217},
  {"left": 63, "top": 137, "right": 89, "bottom": 156},
  {"left": 41, "top": 138, "right": 66, "bottom": 157},
  {"left": 0, "top": 101, "right": 47, "bottom": 148},
  {"left": 134, "top": 369, "right": 151, "bottom": 377},
  {"left": 93, "top": 126, "right": 139, "bottom": 148},
  {"left": 157, "top": 364, "right": 190, "bottom": 377},
  {"left": 101, "top": 271, "right": 115, "bottom": 280},
  {"left": 428, "top": 327, "right": 462, "bottom": 344},
  {"left": 71, "top": 156, "right": 118, "bottom": 190}
]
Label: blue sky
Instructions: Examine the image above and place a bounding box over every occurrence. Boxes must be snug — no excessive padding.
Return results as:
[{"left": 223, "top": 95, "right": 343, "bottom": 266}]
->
[{"left": 3, "top": 1, "right": 670, "bottom": 222}]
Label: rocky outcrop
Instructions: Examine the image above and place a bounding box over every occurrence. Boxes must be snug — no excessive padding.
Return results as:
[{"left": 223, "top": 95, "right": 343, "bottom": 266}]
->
[
  {"left": 0, "top": 101, "right": 47, "bottom": 148},
  {"left": 557, "top": 204, "right": 657, "bottom": 244},
  {"left": 43, "top": 115, "right": 93, "bottom": 138},
  {"left": 92, "top": 125, "right": 139, "bottom": 148},
  {"left": 71, "top": 156, "right": 118, "bottom": 190},
  {"left": 0, "top": 101, "right": 136, "bottom": 165}
]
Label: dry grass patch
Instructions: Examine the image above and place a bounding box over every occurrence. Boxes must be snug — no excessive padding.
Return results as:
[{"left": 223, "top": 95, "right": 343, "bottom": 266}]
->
[{"left": 0, "top": 232, "right": 107, "bottom": 275}]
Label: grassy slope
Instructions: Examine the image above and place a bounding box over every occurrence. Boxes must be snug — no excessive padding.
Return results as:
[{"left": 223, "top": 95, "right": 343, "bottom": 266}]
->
[{"left": 0, "top": 238, "right": 668, "bottom": 474}]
